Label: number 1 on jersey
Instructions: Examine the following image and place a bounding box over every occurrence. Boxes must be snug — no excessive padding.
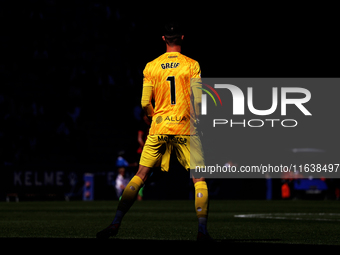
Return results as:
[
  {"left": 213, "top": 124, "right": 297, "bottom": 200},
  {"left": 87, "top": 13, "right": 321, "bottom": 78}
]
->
[{"left": 167, "top": 76, "right": 176, "bottom": 105}]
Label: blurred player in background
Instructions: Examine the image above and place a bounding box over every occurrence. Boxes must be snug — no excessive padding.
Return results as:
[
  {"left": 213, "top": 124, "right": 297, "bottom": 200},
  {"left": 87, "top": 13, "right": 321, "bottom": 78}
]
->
[
  {"left": 115, "top": 167, "right": 129, "bottom": 198},
  {"left": 97, "top": 22, "right": 211, "bottom": 241}
]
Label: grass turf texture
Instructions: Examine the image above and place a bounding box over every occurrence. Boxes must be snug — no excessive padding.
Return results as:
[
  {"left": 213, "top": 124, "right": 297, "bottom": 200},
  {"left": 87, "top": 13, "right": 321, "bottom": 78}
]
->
[{"left": 1, "top": 200, "right": 340, "bottom": 246}]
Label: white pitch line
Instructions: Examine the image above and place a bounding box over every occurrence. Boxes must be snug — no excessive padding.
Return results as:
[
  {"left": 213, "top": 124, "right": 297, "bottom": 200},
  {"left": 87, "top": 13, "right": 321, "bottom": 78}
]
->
[{"left": 234, "top": 213, "right": 340, "bottom": 221}]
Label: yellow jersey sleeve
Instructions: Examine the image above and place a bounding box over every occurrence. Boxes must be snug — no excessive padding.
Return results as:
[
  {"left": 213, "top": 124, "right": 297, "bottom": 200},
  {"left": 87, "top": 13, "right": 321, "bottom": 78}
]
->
[
  {"left": 143, "top": 63, "right": 153, "bottom": 87},
  {"left": 191, "top": 61, "right": 201, "bottom": 79}
]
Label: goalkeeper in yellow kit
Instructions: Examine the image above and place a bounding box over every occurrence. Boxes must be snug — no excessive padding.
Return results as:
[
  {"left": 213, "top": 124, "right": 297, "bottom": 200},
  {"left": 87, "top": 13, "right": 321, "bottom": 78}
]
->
[{"left": 97, "top": 22, "right": 211, "bottom": 241}]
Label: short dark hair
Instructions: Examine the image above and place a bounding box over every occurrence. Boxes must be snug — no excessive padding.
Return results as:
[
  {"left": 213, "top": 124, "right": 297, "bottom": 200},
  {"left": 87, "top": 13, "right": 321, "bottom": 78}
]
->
[
  {"left": 163, "top": 22, "right": 183, "bottom": 46},
  {"left": 164, "top": 34, "right": 183, "bottom": 46}
]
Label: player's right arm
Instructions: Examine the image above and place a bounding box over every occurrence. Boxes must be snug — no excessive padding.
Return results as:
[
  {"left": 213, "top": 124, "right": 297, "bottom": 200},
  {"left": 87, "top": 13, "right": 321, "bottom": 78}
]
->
[
  {"left": 141, "top": 63, "right": 154, "bottom": 121},
  {"left": 191, "top": 61, "right": 202, "bottom": 123}
]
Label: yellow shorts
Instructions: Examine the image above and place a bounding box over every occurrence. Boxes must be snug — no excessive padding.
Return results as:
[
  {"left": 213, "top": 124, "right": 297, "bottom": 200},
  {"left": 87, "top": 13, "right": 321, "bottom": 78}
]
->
[{"left": 139, "top": 134, "right": 205, "bottom": 172}]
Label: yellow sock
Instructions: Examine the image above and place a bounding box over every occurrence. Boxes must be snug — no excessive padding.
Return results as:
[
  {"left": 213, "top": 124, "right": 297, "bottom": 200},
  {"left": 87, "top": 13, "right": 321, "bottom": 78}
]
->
[
  {"left": 194, "top": 181, "right": 208, "bottom": 219},
  {"left": 117, "top": 175, "right": 144, "bottom": 213}
]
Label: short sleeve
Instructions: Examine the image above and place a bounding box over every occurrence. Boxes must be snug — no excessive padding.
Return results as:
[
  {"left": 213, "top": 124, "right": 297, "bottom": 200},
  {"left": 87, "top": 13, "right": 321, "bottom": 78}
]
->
[
  {"left": 143, "top": 63, "right": 153, "bottom": 87},
  {"left": 191, "top": 61, "right": 201, "bottom": 79}
]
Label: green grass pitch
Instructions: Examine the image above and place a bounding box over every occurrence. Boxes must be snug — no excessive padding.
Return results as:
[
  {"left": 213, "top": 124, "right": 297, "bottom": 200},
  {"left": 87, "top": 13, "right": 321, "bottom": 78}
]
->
[{"left": 1, "top": 200, "right": 340, "bottom": 246}]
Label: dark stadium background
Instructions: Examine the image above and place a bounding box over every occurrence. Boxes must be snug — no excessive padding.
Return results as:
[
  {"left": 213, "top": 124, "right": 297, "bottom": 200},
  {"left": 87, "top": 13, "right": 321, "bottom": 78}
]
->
[{"left": 1, "top": 2, "right": 339, "bottom": 201}]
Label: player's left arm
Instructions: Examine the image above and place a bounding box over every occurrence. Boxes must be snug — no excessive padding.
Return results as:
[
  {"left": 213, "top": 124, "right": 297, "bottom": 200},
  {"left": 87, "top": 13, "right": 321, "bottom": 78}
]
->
[{"left": 141, "top": 64, "right": 154, "bottom": 121}]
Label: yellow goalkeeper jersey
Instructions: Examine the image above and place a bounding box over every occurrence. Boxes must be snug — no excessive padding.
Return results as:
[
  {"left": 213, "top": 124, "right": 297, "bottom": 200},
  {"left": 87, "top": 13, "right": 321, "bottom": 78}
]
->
[{"left": 143, "top": 52, "right": 201, "bottom": 135}]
